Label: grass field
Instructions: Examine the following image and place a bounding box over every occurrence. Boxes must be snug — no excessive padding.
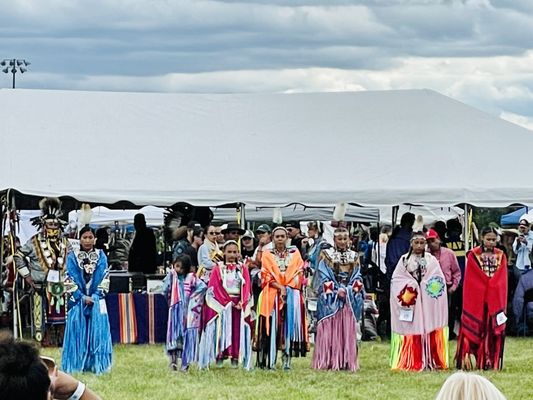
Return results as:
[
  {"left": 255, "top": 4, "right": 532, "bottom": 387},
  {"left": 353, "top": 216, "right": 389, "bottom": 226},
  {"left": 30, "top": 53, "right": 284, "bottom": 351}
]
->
[{"left": 42, "top": 338, "right": 533, "bottom": 400}]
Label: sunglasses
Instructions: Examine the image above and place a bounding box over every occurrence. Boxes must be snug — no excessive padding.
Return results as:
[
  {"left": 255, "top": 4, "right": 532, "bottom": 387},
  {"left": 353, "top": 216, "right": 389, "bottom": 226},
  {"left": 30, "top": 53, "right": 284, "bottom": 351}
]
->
[
  {"left": 242, "top": 237, "right": 252, "bottom": 240},
  {"left": 208, "top": 232, "right": 217, "bottom": 235},
  {"left": 215, "top": 231, "right": 223, "bottom": 235}
]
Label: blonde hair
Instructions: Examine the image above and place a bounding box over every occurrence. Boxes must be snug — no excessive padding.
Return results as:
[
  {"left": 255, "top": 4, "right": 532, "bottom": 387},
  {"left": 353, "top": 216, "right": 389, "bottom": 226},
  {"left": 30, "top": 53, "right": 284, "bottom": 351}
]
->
[{"left": 435, "top": 372, "right": 506, "bottom": 400}]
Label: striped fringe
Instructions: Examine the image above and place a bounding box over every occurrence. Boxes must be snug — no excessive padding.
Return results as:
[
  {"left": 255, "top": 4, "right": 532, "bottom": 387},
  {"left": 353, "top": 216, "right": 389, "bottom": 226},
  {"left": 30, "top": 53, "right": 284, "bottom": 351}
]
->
[
  {"left": 312, "top": 303, "right": 358, "bottom": 371},
  {"left": 390, "top": 326, "right": 448, "bottom": 371},
  {"left": 182, "top": 328, "right": 199, "bottom": 369},
  {"left": 284, "top": 287, "right": 303, "bottom": 353},
  {"left": 198, "top": 304, "right": 233, "bottom": 369},
  {"left": 239, "top": 319, "right": 252, "bottom": 370},
  {"left": 166, "top": 302, "right": 184, "bottom": 352},
  {"left": 269, "top": 299, "right": 278, "bottom": 369}
]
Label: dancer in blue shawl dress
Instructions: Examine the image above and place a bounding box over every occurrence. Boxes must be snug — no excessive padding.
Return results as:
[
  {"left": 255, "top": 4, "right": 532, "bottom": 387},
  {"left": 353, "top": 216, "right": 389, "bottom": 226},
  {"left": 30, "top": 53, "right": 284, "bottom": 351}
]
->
[
  {"left": 312, "top": 227, "right": 364, "bottom": 371},
  {"left": 61, "top": 225, "right": 112, "bottom": 374}
]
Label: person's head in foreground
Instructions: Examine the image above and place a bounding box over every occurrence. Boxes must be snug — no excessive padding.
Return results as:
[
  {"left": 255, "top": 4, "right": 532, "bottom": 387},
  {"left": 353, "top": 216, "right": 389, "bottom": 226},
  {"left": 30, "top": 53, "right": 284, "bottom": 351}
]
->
[
  {"left": 435, "top": 371, "right": 506, "bottom": 400},
  {"left": 0, "top": 331, "right": 51, "bottom": 400}
]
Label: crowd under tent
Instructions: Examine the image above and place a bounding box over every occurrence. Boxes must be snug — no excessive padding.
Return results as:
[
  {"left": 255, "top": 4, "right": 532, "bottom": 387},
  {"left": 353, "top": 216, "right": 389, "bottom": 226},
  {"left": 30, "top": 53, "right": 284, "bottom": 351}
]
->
[{"left": 2, "top": 88, "right": 533, "bottom": 210}]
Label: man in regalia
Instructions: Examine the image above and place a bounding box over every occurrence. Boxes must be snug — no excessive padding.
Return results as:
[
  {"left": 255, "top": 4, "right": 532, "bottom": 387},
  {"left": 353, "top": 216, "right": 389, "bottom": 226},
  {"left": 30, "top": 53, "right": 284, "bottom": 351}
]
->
[{"left": 14, "top": 198, "right": 69, "bottom": 344}]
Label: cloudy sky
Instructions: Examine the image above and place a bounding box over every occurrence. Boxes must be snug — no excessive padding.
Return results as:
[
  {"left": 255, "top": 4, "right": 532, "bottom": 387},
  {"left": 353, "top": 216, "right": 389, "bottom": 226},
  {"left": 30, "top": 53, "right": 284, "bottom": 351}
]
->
[{"left": 1, "top": 0, "right": 532, "bottom": 129}]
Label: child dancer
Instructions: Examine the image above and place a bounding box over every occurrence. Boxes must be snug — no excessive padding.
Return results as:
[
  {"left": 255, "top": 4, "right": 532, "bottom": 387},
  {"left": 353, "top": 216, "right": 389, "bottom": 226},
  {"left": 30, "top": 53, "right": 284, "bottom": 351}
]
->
[
  {"left": 198, "top": 240, "right": 253, "bottom": 369},
  {"left": 163, "top": 254, "right": 206, "bottom": 370}
]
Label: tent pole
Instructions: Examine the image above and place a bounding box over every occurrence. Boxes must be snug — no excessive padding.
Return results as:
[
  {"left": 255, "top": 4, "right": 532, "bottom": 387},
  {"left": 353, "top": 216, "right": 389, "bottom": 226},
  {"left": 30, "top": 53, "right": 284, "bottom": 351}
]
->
[
  {"left": 464, "top": 204, "right": 470, "bottom": 252},
  {"left": 392, "top": 205, "right": 399, "bottom": 228},
  {"left": 238, "top": 203, "right": 245, "bottom": 230}
]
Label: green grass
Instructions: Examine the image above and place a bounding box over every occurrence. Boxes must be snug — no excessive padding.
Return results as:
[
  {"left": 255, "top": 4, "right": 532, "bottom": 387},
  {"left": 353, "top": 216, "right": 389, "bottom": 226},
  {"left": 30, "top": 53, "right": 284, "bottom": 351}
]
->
[{"left": 42, "top": 338, "right": 533, "bottom": 400}]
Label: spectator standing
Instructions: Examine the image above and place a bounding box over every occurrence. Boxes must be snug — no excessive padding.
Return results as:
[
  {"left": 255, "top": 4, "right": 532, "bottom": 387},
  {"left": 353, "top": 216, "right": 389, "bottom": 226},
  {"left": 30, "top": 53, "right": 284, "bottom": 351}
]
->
[
  {"left": 385, "top": 212, "right": 416, "bottom": 281},
  {"left": 512, "top": 268, "right": 533, "bottom": 335},
  {"left": 512, "top": 219, "right": 533, "bottom": 279},
  {"left": 172, "top": 221, "right": 201, "bottom": 268},
  {"left": 426, "top": 228, "right": 462, "bottom": 339},
  {"left": 285, "top": 221, "right": 305, "bottom": 254},
  {"left": 221, "top": 222, "right": 245, "bottom": 242},
  {"left": 197, "top": 225, "right": 222, "bottom": 283},
  {"left": 128, "top": 213, "right": 157, "bottom": 274},
  {"left": 241, "top": 230, "right": 257, "bottom": 259},
  {"left": 380, "top": 212, "right": 415, "bottom": 338},
  {"left": 214, "top": 225, "right": 225, "bottom": 246}
]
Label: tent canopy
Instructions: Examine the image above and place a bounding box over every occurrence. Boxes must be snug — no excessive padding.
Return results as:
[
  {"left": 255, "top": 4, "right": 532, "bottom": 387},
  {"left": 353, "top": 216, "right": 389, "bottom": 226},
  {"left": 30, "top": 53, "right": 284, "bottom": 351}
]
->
[
  {"left": 2, "top": 88, "right": 533, "bottom": 208},
  {"left": 500, "top": 207, "right": 530, "bottom": 226}
]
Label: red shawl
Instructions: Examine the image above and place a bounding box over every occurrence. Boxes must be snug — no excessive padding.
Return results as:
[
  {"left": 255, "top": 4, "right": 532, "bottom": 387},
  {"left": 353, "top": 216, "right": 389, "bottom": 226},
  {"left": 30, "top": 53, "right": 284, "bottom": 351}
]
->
[
  {"left": 456, "top": 246, "right": 507, "bottom": 370},
  {"left": 202, "top": 262, "right": 252, "bottom": 326}
]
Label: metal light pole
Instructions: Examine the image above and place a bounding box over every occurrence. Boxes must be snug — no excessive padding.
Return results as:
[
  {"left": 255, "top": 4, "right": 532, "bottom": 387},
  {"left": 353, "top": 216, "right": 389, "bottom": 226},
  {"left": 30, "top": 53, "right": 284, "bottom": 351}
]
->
[{"left": 1, "top": 59, "right": 30, "bottom": 88}]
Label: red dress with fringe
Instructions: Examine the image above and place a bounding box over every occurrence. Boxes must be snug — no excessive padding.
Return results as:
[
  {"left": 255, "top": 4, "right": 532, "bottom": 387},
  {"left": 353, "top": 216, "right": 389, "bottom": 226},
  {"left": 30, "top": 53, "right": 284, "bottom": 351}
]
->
[{"left": 455, "top": 247, "right": 507, "bottom": 370}]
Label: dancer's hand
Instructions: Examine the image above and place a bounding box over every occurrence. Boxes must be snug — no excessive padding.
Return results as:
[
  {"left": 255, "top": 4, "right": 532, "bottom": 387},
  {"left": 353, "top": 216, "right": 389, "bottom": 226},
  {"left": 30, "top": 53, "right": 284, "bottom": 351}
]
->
[
  {"left": 338, "top": 288, "right": 346, "bottom": 298},
  {"left": 24, "top": 276, "right": 36, "bottom": 290},
  {"left": 84, "top": 296, "right": 94, "bottom": 305}
]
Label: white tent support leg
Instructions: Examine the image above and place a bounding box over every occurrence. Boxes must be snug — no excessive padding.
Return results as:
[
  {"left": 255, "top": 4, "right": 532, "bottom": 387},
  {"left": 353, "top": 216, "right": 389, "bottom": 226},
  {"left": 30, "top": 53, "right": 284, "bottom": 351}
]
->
[
  {"left": 238, "top": 203, "right": 245, "bottom": 230},
  {"left": 391, "top": 205, "right": 399, "bottom": 229}
]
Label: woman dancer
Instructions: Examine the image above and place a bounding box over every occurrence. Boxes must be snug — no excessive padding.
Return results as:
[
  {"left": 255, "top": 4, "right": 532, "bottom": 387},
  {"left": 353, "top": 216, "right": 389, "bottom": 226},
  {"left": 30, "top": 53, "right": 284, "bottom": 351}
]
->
[{"left": 62, "top": 225, "right": 112, "bottom": 374}]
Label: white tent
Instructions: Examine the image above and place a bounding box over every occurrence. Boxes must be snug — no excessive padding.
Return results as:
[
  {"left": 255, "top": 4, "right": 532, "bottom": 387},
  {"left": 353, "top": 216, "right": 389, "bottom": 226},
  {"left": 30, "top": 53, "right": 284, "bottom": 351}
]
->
[
  {"left": 379, "top": 205, "right": 463, "bottom": 226},
  {"left": 2, "top": 88, "right": 533, "bottom": 208},
  {"left": 68, "top": 205, "right": 164, "bottom": 226}
]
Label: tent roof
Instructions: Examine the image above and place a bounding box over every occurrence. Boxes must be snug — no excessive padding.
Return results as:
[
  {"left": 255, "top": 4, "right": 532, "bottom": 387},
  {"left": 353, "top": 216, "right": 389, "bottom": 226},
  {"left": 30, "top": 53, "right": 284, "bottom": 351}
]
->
[{"left": 2, "top": 88, "right": 532, "bottom": 208}]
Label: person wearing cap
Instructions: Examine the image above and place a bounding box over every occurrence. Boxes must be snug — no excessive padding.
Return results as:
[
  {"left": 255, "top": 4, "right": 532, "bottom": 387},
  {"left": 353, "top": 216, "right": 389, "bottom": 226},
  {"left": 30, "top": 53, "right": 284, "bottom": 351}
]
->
[
  {"left": 390, "top": 231, "right": 449, "bottom": 371},
  {"left": 285, "top": 222, "right": 305, "bottom": 255},
  {"left": 427, "top": 228, "right": 461, "bottom": 339},
  {"left": 512, "top": 219, "right": 533, "bottom": 279},
  {"left": 198, "top": 240, "right": 253, "bottom": 370},
  {"left": 256, "top": 226, "right": 308, "bottom": 370},
  {"left": 222, "top": 222, "right": 246, "bottom": 242},
  {"left": 241, "top": 230, "right": 257, "bottom": 259},
  {"left": 253, "top": 224, "right": 273, "bottom": 265}
]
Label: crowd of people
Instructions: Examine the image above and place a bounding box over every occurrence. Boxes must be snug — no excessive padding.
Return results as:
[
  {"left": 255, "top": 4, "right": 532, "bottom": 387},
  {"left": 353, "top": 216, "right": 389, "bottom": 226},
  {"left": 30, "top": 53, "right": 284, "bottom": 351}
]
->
[{"left": 3, "top": 197, "right": 533, "bottom": 399}]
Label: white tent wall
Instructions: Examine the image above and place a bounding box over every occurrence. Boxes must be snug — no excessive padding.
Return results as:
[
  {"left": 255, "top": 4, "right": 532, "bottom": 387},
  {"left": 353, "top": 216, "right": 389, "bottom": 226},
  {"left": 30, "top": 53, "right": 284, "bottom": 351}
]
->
[
  {"left": 2, "top": 88, "right": 533, "bottom": 208},
  {"left": 68, "top": 205, "right": 164, "bottom": 227},
  {"left": 379, "top": 205, "right": 464, "bottom": 226}
]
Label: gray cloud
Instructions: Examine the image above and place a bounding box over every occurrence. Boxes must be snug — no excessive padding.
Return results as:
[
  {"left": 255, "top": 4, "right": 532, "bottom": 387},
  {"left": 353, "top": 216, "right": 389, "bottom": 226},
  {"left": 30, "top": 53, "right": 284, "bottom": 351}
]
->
[{"left": 0, "top": 0, "right": 532, "bottom": 129}]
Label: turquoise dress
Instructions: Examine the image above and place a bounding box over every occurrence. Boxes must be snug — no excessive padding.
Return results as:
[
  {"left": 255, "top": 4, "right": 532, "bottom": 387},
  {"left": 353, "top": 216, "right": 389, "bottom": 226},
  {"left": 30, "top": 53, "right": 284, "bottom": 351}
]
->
[{"left": 61, "top": 248, "right": 112, "bottom": 374}]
